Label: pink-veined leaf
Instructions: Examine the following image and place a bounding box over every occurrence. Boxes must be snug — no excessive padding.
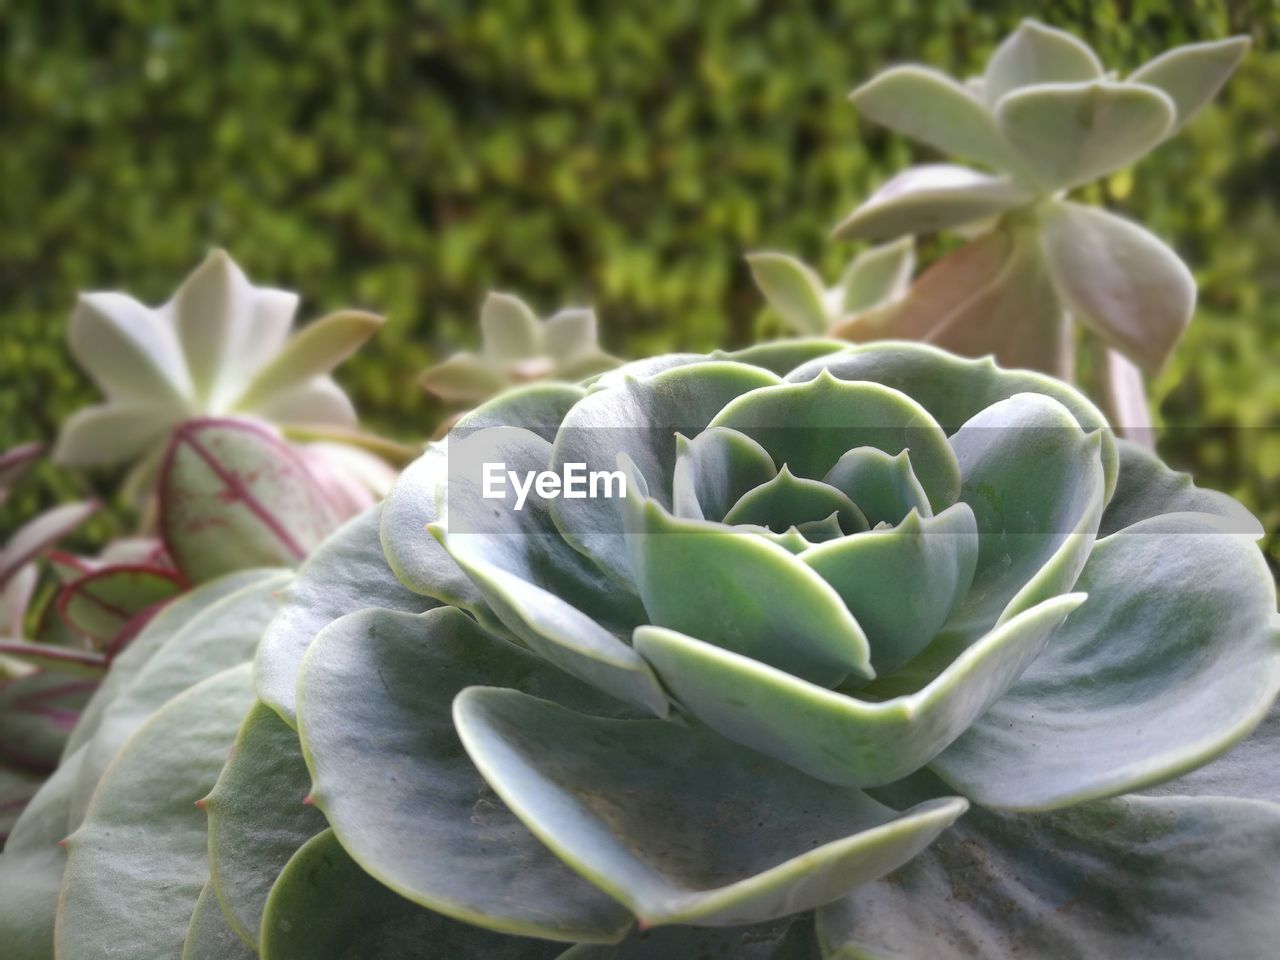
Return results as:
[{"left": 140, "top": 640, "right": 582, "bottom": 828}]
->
[
  {"left": 159, "top": 418, "right": 341, "bottom": 583},
  {"left": 0, "top": 641, "right": 108, "bottom": 677},
  {"left": 57, "top": 565, "right": 184, "bottom": 646},
  {"left": 0, "top": 501, "right": 99, "bottom": 588}
]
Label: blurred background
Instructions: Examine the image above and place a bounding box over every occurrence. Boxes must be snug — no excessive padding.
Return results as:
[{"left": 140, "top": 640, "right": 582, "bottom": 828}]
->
[{"left": 2, "top": 0, "right": 1276, "bottom": 567}]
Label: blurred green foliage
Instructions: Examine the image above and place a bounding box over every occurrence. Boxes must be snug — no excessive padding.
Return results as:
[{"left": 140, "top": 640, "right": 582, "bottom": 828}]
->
[{"left": 1, "top": 0, "right": 1276, "bottom": 565}]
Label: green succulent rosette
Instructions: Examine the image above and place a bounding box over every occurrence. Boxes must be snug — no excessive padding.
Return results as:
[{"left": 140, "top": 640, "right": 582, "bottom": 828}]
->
[{"left": 7, "top": 342, "right": 1279, "bottom": 959}]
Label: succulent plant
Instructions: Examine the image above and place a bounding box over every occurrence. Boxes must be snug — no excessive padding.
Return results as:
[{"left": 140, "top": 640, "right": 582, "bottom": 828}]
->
[
  {"left": 8, "top": 341, "right": 1277, "bottom": 958},
  {"left": 52, "top": 250, "right": 399, "bottom": 509},
  {"left": 814, "top": 21, "right": 1249, "bottom": 437},
  {"left": 0, "top": 416, "right": 360, "bottom": 843},
  {"left": 421, "top": 291, "right": 622, "bottom": 435},
  {"left": 746, "top": 239, "right": 916, "bottom": 339},
  {"left": 0, "top": 444, "right": 100, "bottom": 844}
]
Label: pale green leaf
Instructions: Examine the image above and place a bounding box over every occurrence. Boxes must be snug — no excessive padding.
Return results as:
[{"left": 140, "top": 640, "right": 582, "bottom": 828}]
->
[
  {"left": 455, "top": 686, "right": 966, "bottom": 927},
  {"left": 834, "top": 166, "right": 1029, "bottom": 242},
  {"left": 933, "top": 513, "right": 1280, "bottom": 811},
  {"left": 1040, "top": 200, "right": 1194, "bottom": 373},
  {"left": 1129, "top": 37, "right": 1250, "bottom": 132},
  {"left": 746, "top": 252, "right": 831, "bottom": 335},
  {"left": 983, "top": 19, "right": 1103, "bottom": 106},
  {"left": 295, "top": 606, "right": 635, "bottom": 943},
  {"left": 996, "top": 81, "right": 1175, "bottom": 190}
]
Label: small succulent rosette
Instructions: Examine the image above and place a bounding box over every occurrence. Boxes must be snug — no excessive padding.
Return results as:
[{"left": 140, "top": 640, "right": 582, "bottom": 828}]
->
[
  {"left": 421, "top": 291, "right": 622, "bottom": 437},
  {"left": 747, "top": 238, "right": 915, "bottom": 338},
  {"left": 20, "top": 340, "right": 1275, "bottom": 959},
  {"left": 53, "top": 250, "right": 397, "bottom": 511}
]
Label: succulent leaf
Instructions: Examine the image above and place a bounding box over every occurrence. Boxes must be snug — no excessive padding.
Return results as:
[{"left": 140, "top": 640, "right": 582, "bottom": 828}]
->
[
  {"left": 671, "top": 427, "right": 778, "bottom": 521},
  {"left": 1128, "top": 36, "right": 1251, "bottom": 133},
  {"left": 634, "top": 593, "right": 1081, "bottom": 788},
  {"left": 1100, "top": 438, "right": 1264, "bottom": 538},
  {"left": 850, "top": 65, "right": 1016, "bottom": 172},
  {"left": 1143, "top": 697, "right": 1279, "bottom": 805},
  {"left": 867, "top": 228, "right": 1072, "bottom": 377},
  {"left": 61, "top": 568, "right": 280, "bottom": 762},
  {"left": 623, "top": 495, "right": 874, "bottom": 685},
  {"left": 204, "top": 702, "right": 327, "bottom": 947},
  {"left": 818, "top": 792, "right": 1280, "bottom": 960},
  {"left": 56, "top": 665, "right": 256, "bottom": 960},
  {"left": 455, "top": 686, "right": 968, "bottom": 927},
  {"left": 261, "top": 830, "right": 564, "bottom": 959},
  {"left": 160, "top": 419, "right": 340, "bottom": 582},
  {"left": 944, "top": 393, "right": 1105, "bottom": 640},
  {"left": 715, "top": 339, "right": 850, "bottom": 375},
  {"left": 744, "top": 252, "right": 831, "bottom": 335},
  {"left": 235, "top": 310, "right": 383, "bottom": 415},
  {"left": 66, "top": 572, "right": 289, "bottom": 828},
  {"left": 783, "top": 343, "right": 1117, "bottom": 494},
  {"left": 557, "top": 915, "right": 817, "bottom": 959},
  {"left": 0, "top": 672, "right": 96, "bottom": 774},
  {"left": 255, "top": 505, "right": 437, "bottom": 725},
  {"left": 1039, "top": 200, "right": 1194, "bottom": 373},
  {"left": 708, "top": 373, "right": 960, "bottom": 512},
  {"left": 981, "top": 19, "right": 1104, "bottom": 106},
  {"left": 0, "top": 442, "right": 44, "bottom": 492},
  {"left": 0, "top": 500, "right": 100, "bottom": 587},
  {"left": 0, "top": 746, "right": 89, "bottom": 957},
  {"left": 833, "top": 165, "right": 1030, "bottom": 242},
  {"left": 183, "top": 882, "right": 255, "bottom": 960},
  {"left": 68, "top": 292, "right": 194, "bottom": 406},
  {"left": 801, "top": 505, "right": 979, "bottom": 674},
  {"left": 821, "top": 447, "right": 932, "bottom": 528},
  {"left": 549, "top": 362, "right": 782, "bottom": 582},
  {"left": 933, "top": 514, "right": 1280, "bottom": 811},
  {"left": 295, "top": 606, "right": 636, "bottom": 943},
  {"left": 56, "top": 565, "right": 183, "bottom": 645},
  {"left": 995, "top": 80, "right": 1175, "bottom": 191}
]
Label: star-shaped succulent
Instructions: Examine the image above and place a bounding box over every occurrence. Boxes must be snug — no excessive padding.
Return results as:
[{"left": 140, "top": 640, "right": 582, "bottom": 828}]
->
[
  {"left": 53, "top": 250, "right": 395, "bottom": 507},
  {"left": 746, "top": 237, "right": 915, "bottom": 338},
  {"left": 421, "top": 292, "right": 621, "bottom": 435}
]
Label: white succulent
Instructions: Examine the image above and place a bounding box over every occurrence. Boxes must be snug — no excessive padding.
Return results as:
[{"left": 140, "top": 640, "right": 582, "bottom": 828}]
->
[{"left": 53, "top": 250, "right": 396, "bottom": 506}]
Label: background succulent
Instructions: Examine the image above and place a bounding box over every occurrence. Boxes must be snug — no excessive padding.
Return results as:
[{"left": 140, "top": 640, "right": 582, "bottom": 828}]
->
[
  {"left": 824, "top": 21, "right": 1249, "bottom": 439},
  {"left": 746, "top": 238, "right": 914, "bottom": 338},
  {"left": 8, "top": 341, "right": 1276, "bottom": 958},
  {"left": 421, "top": 291, "right": 621, "bottom": 436},
  {"left": 52, "top": 249, "right": 400, "bottom": 512}
]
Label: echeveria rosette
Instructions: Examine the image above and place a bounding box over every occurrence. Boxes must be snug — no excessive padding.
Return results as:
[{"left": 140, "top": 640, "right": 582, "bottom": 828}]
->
[
  {"left": 835, "top": 21, "right": 1249, "bottom": 437},
  {"left": 52, "top": 249, "right": 401, "bottom": 510},
  {"left": 237, "top": 340, "right": 1276, "bottom": 956},
  {"left": 12, "top": 344, "right": 1277, "bottom": 958},
  {"left": 421, "top": 291, "right": 622, "bottom": 437}
]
